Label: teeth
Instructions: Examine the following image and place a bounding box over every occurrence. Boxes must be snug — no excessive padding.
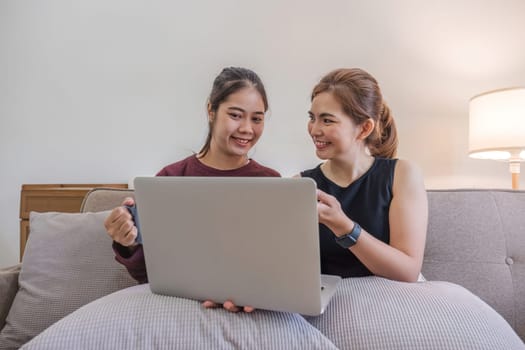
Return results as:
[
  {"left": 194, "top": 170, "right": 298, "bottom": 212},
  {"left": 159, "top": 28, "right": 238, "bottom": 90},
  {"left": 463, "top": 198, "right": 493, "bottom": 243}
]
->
[
  {"left": 315, "top": 140, "right": 329, "bottom": 147},
  {"left": 234, "top": 137, "right": 250, "bottom": 144}
]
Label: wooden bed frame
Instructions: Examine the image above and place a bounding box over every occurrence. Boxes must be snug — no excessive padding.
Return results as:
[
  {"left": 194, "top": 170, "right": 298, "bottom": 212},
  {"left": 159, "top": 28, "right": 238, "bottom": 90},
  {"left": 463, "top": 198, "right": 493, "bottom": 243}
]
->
[{"left": 19, "top": 184, "right": 128, "bottom": 261}]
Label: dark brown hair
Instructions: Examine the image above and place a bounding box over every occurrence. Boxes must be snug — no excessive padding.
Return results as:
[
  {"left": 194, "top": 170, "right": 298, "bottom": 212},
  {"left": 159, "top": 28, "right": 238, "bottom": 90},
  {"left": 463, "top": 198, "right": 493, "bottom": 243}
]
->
[
  {"left": 198, "top": 67, "right": 268, "bottom": 157},
  {"left": 311, "top": 68, "right": 398, "bottom": 158}
]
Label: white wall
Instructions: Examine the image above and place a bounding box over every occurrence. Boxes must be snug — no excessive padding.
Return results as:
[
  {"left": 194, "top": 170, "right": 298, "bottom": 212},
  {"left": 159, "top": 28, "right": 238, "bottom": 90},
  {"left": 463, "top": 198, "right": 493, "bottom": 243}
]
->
[{"left": 1, "top": 0, "right": 524, "bottom": 267}]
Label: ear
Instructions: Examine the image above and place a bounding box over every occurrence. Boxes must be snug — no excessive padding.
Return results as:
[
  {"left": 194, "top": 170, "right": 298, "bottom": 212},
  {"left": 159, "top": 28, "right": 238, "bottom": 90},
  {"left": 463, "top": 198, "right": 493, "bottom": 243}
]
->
[
  {"left": 207, "top": 103, "right": 215, "bottom": 122},
  {"left": 358, "top": 119, "right": 375, "bottom": 140}
]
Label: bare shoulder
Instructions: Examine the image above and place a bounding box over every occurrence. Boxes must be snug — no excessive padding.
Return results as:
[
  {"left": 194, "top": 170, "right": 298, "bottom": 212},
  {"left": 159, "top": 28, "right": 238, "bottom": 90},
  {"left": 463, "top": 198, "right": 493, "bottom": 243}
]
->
[{"left": 394, "top": 159, "right": 425, "bottom": 191}]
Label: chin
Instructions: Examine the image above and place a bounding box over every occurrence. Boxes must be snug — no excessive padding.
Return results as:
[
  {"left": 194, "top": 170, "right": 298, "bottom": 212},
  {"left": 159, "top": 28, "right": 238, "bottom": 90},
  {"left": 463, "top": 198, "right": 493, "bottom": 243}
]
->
[
  {"left": 316, "top": 153, "right": 329, "bottom": 160},
  {"left": 230, "top": 149, "right": 250, "bottom": 157}
]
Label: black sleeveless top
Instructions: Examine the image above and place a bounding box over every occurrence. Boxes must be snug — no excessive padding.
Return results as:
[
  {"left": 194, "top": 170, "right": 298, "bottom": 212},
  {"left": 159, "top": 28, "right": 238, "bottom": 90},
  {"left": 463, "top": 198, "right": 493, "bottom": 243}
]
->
[{"left": 301, "top": 158, "right": 397, "bottom": 278}]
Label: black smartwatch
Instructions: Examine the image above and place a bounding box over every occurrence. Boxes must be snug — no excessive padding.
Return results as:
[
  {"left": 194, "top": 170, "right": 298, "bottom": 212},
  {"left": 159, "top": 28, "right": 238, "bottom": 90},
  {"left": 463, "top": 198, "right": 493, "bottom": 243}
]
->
[{"left": 335, "top": 222, "right": 361, "bottom": 249}]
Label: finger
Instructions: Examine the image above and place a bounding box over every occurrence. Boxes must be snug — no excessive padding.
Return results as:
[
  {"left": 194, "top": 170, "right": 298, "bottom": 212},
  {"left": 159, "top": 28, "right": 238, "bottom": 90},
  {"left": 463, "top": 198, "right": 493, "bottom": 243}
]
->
[
  {"left": 106, "top": 207, "right": 130, "bottom": 230},
  {"left": 106, "top": 215, "right": 135, "bottom": 247},
  {"left": 119, "top": 218, "right": 135, "bottom": 238},
  {"left": 202, "top": 300, "right": 220, "bottom": 309},
  {"left": 223, "top": 300, "right": 241, "bottom": 313},
  {"left": 104, "top": 207, "right": 124, "bottom": 229},
  {"left": 316, "top": 199, "right": 332, "bottom": 218},
  {"left": 120, "top": 227, "right": 138, "bottom": 247},
  {"left": 121, "top": 197, "right": 135, "bottom": 206},
  {"left": 316, "top": 189, "right": 334, "bottom": 205},
  {"left": 243, "top": 306, "right": 255, "bottom": 313}
]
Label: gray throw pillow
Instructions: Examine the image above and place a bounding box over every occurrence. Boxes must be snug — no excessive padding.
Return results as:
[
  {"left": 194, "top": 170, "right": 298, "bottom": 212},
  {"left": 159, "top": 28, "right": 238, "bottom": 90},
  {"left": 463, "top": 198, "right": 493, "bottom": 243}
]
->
[{"left": 0, "top": 211, "right": 137, "bottom": 349}]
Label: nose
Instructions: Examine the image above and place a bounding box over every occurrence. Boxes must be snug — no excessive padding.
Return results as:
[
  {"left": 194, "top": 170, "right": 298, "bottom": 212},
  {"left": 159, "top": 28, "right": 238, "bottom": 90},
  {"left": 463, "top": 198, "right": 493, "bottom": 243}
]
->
[
  {"left": 309, "top": 120, "right": 322, "bottom": 136},
  {"left": 238, "top": 118, "right": 254, "bottom": 134}
]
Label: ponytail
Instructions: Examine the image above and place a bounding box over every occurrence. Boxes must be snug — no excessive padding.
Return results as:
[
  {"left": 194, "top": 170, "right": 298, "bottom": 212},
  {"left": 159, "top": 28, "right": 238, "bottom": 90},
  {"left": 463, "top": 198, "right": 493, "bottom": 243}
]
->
[{"left": 368, "top": 102, "right": 398, "bottom": 158}]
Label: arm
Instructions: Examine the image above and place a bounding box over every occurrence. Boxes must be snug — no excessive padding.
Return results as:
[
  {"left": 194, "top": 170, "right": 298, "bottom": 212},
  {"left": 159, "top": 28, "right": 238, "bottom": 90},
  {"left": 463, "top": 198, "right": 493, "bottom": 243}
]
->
[
  {"left": 105, "top": 198, "right": 148, "bottom": 283},
  {"left": 317, "top": 160, "right": 428, "bottom": 282},
  {"left": 112, "top": 243, "right": 148, "bottom": 284}
]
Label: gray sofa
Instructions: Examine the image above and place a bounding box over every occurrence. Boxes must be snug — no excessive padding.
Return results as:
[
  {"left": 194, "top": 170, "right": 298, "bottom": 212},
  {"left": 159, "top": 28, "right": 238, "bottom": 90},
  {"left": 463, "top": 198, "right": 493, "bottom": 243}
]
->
[{"left": 0, "top": 188, "right": 524, "bottom": 349}]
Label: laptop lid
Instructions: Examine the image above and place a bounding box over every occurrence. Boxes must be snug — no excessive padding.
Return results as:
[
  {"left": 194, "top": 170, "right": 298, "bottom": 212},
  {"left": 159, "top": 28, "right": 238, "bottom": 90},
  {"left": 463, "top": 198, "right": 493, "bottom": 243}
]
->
[{"left": 134, "top": 176, "right": 340, "bottom": 316}]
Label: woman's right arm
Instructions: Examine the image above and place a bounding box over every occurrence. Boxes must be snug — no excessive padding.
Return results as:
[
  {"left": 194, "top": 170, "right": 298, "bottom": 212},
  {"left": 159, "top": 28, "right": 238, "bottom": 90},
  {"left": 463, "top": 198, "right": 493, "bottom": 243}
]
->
[
  {"left": 104, "top": 197, "right": 139, "bottom": 248},
  {"left": 104, "top": 197, "right": 148, "bottom": 283}
]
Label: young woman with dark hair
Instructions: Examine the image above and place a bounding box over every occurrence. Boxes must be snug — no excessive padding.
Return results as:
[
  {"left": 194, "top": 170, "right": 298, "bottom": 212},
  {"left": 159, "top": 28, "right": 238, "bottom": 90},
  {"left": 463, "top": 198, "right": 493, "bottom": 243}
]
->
[{"left": 104, "top": 67, "right": 279, "bottom": 312}]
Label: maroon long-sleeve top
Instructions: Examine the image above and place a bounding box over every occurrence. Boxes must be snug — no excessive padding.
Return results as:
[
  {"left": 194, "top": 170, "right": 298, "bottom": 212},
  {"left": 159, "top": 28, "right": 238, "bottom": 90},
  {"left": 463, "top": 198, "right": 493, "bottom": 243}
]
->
[{"left": 112, "top": 154, "right": 280, "bottom": 283}]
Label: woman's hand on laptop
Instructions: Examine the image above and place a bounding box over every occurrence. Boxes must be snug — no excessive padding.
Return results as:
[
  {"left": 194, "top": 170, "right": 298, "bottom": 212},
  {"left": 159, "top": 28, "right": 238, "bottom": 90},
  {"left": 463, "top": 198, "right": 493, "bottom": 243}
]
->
[
  {"left": 202, "top": 300, "right": 255, "bottom": 313},
  {"left": 104, "top": 197, "right": 140, "bottom": 250}
]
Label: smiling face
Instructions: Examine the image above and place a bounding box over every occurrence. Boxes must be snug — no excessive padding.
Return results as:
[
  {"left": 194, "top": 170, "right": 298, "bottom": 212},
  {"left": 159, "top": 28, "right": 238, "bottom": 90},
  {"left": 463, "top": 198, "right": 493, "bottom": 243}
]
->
[
  {"left": 308, "top": 91, "right": 366, "bottom": 160},
  {"left": 208, "top": 86, "right": 265, "bottom": 161}
]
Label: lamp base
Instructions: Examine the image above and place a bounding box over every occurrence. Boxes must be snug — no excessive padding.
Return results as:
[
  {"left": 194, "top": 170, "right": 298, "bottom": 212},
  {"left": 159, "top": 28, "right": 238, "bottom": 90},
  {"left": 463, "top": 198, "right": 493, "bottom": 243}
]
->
[
  {"left": 512, "top": 172, "right": 520, "bottom": 190},
  {"left": 510, "top": 162, "right": 521, "bottom": 190}
]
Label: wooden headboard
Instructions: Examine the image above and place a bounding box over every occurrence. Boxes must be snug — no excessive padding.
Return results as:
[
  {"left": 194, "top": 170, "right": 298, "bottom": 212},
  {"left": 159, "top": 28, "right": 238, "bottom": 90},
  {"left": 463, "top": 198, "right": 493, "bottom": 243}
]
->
[{"left": 19, "top": 184, "right": 128, "bottom": 261}]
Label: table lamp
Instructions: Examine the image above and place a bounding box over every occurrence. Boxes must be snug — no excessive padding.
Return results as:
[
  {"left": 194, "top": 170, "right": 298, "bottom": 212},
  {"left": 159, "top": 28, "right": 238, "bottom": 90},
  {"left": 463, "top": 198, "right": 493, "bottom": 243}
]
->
[{"left": 469, "top": 87, "right": 525, "bottom": 190}]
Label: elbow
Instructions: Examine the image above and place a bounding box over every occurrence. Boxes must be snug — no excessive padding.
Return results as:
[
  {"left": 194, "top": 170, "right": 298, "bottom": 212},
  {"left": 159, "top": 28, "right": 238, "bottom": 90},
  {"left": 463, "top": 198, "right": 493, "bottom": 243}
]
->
[
  {"left": 389, "top": 263, "right": 423, "bottom": 283},
  {"left": 403, "top": 273, "right": 420, "bottom": 283}
]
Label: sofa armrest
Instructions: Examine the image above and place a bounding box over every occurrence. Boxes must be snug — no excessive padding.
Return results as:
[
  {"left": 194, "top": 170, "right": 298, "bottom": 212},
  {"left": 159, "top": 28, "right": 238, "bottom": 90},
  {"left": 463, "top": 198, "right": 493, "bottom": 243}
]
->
[{"left": 0, "top": 264, "right": 21, "bottom": 329}]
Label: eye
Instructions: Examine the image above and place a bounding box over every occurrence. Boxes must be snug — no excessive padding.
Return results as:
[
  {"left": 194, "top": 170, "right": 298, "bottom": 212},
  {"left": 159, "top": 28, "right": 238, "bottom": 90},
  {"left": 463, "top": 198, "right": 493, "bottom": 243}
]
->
[
  {"left": 228, "top": 113, "right": 241, "bottom": 120},
  {"left": 308, "top": 114, "right": 315, "bottom": 122},
  {"left": 252, "top": 116, "right": 264, "bottom": 124},
  {"left": 323, "top": 118, "right": 334, "bottom": 124}
]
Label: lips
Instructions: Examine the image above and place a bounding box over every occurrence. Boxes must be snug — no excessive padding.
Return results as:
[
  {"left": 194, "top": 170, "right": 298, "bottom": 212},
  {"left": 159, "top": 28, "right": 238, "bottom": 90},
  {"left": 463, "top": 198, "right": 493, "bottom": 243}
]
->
[
  {"left": 314, "top": 139, "right": 331, "bottom": 150},
  {"left": 232, "top": 136, "right": 251, "bottom": 147}
]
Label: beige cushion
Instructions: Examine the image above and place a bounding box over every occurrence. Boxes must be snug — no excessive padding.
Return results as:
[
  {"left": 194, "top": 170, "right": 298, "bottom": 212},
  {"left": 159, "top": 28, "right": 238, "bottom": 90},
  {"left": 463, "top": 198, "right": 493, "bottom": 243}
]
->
[
  {"left": 81, "top": 188, "right": 135, "bottom": 213},
  {"left": 0, "top": 211, "right": 137, "bottom": 348}
]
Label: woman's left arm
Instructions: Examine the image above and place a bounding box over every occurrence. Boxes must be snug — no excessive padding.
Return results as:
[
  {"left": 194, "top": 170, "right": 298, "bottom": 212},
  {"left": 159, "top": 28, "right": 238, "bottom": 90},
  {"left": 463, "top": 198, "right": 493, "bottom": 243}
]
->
[
  {"left": 318, "top": 159, "right": 427, "bottom": 282},
  {"left": 352, "top": 159, "right": 427, "bottom": 281}
]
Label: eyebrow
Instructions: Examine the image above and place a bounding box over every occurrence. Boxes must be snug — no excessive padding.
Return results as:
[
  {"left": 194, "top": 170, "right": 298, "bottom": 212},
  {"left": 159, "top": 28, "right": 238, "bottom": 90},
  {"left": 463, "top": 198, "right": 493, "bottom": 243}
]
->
[
  {"left": 308, "top": 111, "right": 337, "bottom": 118},
  {"left": 228, "top": 106, "right": 265, "bottom": 115}
]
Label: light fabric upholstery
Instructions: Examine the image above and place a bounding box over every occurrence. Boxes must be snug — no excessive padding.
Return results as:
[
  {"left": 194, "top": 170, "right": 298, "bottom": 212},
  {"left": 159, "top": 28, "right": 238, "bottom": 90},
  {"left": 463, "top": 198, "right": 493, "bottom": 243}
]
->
[
  {"left": 424, "top": 190, "right": 525, "bottom": 341},
  {"left": 2, "top": 188, "right": 524, "bottom": 348},
  {"left": 21, "top": 284, "right": 338, "bottom": 350},
  {"left": 22, "top": 278, "right": 525, "bottom": 350},
  {"left": 0, "top": 264, "right": 20, "bottom": 330},
  {"left": 305, "top": 277, "right": 524, "bottom": 350},
  {"left": 80, "top": 188, "right": 135, "bottom": 213},
  {"left": 0, "top": 211, "right": 137, "bottom": 349}
]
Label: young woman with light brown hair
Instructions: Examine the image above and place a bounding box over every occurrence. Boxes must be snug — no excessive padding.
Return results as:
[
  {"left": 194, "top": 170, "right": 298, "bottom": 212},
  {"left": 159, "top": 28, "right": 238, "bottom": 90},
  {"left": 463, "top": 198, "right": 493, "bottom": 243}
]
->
[{"left": 301, "top": 68, "right": 427, "bottom": 282}]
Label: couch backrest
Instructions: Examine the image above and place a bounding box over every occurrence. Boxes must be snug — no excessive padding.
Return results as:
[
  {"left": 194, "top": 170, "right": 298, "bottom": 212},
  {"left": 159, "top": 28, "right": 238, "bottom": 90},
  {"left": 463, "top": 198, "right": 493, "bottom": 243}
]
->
[
  {"left": 81, "top": 188, "right": 135, "bottom": 213},
  {"left": 423, "top": 189, "right": 525, "bottom": 338}
]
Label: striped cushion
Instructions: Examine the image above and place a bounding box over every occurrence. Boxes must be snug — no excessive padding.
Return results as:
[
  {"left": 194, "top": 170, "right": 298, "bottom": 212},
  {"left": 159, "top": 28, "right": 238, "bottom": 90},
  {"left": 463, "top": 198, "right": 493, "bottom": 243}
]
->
[
  {"left": 305, "top": 277, "right": 524, "bottom": 349},
  {"left": 22, "top": 284, "right": 337, "bottom": 350}
]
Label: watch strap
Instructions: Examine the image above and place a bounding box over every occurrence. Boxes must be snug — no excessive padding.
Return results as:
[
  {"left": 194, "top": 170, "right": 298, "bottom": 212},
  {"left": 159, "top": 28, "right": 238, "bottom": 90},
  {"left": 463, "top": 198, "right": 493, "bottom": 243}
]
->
[{"left": 335, "top": 222, "right": 361, "bottom": 249}]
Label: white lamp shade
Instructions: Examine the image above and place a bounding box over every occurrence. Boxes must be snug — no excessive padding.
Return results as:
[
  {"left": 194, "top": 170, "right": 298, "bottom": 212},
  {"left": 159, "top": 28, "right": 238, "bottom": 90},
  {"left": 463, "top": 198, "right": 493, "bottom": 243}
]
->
[{"left": 469, "top": 87, "right": 525, "bottom": 160}]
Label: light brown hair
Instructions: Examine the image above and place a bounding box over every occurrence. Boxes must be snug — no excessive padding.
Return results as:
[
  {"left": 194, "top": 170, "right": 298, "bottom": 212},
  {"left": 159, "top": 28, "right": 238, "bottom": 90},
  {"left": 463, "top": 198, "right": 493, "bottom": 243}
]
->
[{"left": 311, "top": 68, "right": 398, "bottom": 158}]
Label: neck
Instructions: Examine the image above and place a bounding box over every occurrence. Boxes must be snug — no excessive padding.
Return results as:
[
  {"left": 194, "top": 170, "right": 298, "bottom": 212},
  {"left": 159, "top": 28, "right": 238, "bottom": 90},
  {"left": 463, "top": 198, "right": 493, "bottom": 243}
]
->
[
  {"left": 321, "top": 153, "right": 374, "bottom": 187},
  {"left": 197, "top": 150, "right": 249, "bottom": 170}
]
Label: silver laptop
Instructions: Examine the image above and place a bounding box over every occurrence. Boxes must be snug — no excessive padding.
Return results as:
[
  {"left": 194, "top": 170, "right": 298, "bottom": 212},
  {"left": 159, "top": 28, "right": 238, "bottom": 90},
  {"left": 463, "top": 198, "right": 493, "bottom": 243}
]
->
[{"left": 133, "top": 176, "right": 341, "bottom": 316}]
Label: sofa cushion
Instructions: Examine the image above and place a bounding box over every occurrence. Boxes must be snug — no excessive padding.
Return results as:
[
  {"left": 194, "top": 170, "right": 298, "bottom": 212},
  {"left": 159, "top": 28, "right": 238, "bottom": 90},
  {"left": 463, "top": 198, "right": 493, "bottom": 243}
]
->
[
  {"left": 0, "top": 211, "right": 137, "bottom": 349},
  {"left": 21, "top": 284, "right": 338, "bottom": 350},
  {"left": 305, "top": 277, "right": 525, "bottom": 349},
  {"left": 0, "top": 264, "right": 21, "bottom": 330}
]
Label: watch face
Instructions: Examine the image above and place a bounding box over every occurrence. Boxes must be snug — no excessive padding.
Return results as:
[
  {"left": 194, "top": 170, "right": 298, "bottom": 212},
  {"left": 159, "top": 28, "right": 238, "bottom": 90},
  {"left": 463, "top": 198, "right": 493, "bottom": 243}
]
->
[
  {"left": 336, "top": 235, "right": 356, "bottom": 249},
  {"left": 336, "top": 223, "right": 361, "bottom": 249}
]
